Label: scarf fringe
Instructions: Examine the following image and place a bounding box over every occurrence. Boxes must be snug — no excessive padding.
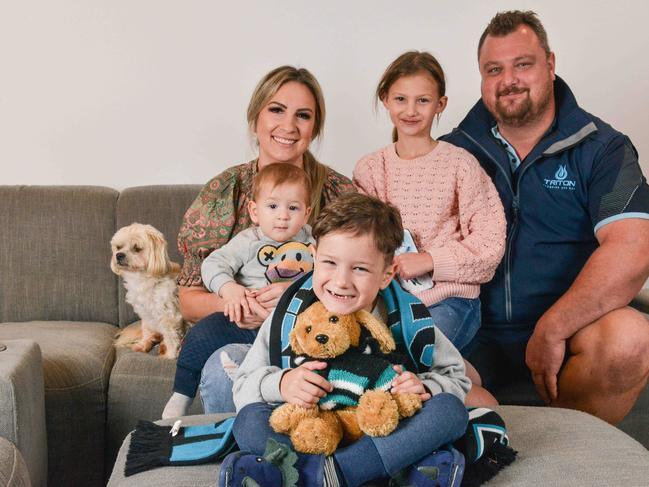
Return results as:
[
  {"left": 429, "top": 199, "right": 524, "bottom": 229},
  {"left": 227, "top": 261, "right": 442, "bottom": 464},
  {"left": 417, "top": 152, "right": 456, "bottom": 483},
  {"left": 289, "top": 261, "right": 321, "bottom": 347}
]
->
[
  {"left": 124, "top": 421, "right": 173, "bottom": 476},
  {"left": 461, "top": 442, "right": 517, "bottom": 487}
]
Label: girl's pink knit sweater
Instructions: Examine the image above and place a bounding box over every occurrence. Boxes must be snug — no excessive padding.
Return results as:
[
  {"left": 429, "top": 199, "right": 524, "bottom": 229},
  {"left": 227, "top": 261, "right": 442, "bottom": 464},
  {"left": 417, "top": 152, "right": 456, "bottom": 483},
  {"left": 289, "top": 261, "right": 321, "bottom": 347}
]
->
[{"left": 353, "top": 141, "right": 506, "bottom": 306}]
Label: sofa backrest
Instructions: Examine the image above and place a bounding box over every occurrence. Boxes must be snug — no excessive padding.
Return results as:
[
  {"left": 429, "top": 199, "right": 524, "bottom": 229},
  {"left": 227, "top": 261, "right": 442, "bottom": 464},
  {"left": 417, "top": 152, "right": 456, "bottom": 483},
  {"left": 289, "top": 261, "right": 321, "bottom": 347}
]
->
[
  {"left": 0, "top": 186, "right": 120, "bottom": 324},
  {"left": 115, "top": 185, "right": 201, "bottom": 327}
]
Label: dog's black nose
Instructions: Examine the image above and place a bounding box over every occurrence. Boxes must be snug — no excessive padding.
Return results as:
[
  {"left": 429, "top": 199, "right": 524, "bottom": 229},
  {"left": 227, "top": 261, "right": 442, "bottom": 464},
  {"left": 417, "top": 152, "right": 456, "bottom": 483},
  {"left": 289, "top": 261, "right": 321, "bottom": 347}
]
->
[
  {"left": 315, "top": 334, "right": 329, "bottom": 344},
  {"left": 116, "top": 252, "right": 126, "bottom": 264}
]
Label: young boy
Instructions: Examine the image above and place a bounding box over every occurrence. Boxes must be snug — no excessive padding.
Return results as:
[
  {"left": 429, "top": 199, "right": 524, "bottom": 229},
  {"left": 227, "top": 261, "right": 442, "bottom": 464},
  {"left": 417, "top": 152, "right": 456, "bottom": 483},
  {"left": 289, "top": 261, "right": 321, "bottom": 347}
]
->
[
  {"left": 223, "top": 193, "right": 471, "bottom": 487},
  {"left": 162, "top": 163, "right": 315, "bottom": 419}
]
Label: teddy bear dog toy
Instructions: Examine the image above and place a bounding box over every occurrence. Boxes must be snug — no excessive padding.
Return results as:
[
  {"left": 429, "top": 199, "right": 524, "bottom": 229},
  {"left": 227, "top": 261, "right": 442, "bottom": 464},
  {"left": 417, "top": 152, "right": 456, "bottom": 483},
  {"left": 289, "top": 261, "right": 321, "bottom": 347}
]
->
[{"left": 269, "top": 301, "right": 422, "bottom": 455}]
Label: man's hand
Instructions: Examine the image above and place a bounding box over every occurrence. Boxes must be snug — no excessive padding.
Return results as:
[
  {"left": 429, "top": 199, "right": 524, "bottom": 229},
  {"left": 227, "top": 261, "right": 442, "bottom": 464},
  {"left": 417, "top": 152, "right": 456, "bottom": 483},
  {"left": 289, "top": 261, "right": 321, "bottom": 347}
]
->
[
  {"left": 279, "top": 361, "right": 333, "bottom": 408},
  {"left": 249, "top": 281, "right": 293, "bottom": 310},
  {"left": 219, "top": 282, "right": 250, "bottom": 323},
  {"left": 525, "top": 316, "right": 567, "bottom": 403},
  {"left": 390, "top": 365, "right": 431, "bottom": 401},
  {"left": 395, "top": 252, "right": 433, "bottom": 280}
]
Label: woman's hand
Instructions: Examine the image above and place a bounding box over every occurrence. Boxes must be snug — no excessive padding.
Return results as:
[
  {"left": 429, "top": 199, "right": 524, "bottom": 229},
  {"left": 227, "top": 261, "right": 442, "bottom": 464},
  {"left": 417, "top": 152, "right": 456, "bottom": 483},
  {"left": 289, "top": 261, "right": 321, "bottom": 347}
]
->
[
  {"left": 391, "top": 365, "right": 431, "bottom": 401},
  {"left": 279, "top": 361, "right": 333, "bottom": 408},
  {"left": 249, "top": 281, "right": 293, "bottom": 310},
  {"left": 394, "top": 252, "right": 433, "bottom": 280}
]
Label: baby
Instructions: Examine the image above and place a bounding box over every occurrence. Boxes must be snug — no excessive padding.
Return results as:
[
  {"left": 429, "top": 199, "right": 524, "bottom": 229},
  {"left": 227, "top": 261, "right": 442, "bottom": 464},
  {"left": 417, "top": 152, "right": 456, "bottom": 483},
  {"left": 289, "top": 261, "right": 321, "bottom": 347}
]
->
[{"left": 162, "top": 162, "right": 315, "bottom": 419}]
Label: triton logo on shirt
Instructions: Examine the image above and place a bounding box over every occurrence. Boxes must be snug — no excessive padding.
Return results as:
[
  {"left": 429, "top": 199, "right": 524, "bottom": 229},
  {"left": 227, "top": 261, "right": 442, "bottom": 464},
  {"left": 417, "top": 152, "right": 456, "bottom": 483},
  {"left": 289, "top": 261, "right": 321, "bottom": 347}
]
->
[{"left": 544, "top": 165, "right": 576, "bottom": 190}]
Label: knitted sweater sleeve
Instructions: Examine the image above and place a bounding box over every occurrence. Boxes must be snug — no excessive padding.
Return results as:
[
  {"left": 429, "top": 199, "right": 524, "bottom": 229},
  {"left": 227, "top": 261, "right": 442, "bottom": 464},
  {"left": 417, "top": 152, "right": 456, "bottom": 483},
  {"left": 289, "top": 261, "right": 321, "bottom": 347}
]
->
[
  {"left": 352, "top": 153, "right": 383, "bottom": 198},
  {"left": 425, "top": 153, "right": 506, "bottom": 284}
]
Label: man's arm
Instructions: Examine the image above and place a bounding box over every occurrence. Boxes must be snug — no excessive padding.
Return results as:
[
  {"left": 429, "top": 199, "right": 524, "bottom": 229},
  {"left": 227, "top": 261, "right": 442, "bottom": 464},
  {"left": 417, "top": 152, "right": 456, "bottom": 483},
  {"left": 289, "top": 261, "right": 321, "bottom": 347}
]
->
[{"left": 526, "top": 218, "right": 649, "bottom": 402}]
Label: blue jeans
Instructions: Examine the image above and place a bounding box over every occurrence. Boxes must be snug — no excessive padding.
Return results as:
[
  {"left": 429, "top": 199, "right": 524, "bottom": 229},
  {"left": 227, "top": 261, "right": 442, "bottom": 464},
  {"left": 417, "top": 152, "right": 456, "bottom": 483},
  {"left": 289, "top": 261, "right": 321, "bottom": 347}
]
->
[
  {"left": 173, "top": 312, "right": 257, "bottom": 398},
  {"left": 233, "top": 394, "right": 468, "bottom": 487},
  {"left": 200, "top": 343, "right": 252, "bottom": 413},
  {"left": 427, "top": 297, "right": 481, "bottom": 354}
]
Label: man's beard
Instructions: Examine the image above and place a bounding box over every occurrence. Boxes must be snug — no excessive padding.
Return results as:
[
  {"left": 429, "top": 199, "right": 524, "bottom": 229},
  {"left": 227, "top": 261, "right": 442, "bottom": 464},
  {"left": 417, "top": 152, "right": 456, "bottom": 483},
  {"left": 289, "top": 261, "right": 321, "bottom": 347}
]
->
[{"left": 494, "top": 81, "right": 553, "bottom": 127}]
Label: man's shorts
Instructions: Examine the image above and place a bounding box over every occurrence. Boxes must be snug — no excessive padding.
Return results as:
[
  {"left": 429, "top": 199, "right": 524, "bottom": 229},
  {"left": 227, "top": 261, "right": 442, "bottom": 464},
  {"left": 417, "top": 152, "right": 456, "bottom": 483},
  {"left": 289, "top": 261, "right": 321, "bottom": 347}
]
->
[{"left": 464, "top": 329, "right": 533, "bottom": 391}]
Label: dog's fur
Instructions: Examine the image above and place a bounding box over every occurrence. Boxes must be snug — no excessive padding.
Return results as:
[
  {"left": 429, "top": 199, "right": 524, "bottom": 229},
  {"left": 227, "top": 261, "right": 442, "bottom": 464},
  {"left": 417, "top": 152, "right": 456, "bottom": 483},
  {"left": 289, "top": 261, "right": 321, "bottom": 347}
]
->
[{"left": 110, "top": 223, "right": 187, "bottom": 359}]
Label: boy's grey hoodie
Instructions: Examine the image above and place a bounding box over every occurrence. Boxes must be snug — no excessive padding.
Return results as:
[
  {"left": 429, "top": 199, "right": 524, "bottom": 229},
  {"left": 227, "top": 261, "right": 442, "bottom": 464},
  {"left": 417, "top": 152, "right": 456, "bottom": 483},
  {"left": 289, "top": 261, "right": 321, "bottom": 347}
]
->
[{"left": 232, "top": 302, "right": 471, "bottom": 412}]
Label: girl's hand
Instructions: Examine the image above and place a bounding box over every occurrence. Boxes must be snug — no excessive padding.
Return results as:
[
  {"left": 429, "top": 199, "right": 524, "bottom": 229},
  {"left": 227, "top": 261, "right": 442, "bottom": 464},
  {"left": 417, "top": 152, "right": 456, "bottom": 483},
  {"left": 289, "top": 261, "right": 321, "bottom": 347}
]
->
[
  {"left": 391, "top": 365, "right": 432, "bottom": 401},
  {"left": 249, "top": 281, "right": 293, "bottom": 310},
  {"left": 395, "top": 252, "right": 433, "bottom": 280},
  {"left": 280, "top": 361, "right": 333, "bottom": 408}
]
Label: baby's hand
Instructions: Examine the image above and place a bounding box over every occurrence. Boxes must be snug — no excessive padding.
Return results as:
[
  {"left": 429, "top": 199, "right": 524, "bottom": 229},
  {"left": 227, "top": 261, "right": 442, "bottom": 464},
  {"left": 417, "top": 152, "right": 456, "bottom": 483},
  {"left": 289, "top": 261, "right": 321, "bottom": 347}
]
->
[
  {"left": 280, "top": 361, "right": 332, "bottom": 408},
  {"left": 391, "top": 365, "right": 431, "bottom": 401},
  {"left": 219, "top": 282, "right": 250, "bottom": 323}
]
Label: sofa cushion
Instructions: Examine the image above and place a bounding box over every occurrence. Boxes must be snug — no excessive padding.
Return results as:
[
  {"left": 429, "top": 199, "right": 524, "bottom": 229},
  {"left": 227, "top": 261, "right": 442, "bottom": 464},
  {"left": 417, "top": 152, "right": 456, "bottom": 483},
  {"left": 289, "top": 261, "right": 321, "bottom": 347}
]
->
[
  {"left": 618, "top": 383, "right": 649, "bottom": 450},
  {"left": 0, "top": 185, "right": 119, "bottom": 324},
  {"left": 106, "top": 348, "right": 205, "bottom": 474},
  {"left": 0, "top": 436, "right": 32, "bottom": 487},
  {"left": 0, "top": 321, "right": 116, "bottom": 487},
  {"left": 107, "top": 406, "right": 649, "bottom": 486},
  {"left": 115, "top": 185, "right": 201, "bottom": 326},
  {"left": 493, "top": 406, "right": 649, "bottom": 485}
]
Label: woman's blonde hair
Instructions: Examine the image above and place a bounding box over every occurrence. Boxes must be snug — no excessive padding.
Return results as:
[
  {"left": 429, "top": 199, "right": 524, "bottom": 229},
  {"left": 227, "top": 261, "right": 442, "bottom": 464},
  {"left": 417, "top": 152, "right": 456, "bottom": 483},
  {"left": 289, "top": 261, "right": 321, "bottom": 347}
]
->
[
  {"left": 375, "top": 51, "right": 446, "bottom": 142},
  {"left": 247, "top": 66, "right": 327, "bottom": 223}
]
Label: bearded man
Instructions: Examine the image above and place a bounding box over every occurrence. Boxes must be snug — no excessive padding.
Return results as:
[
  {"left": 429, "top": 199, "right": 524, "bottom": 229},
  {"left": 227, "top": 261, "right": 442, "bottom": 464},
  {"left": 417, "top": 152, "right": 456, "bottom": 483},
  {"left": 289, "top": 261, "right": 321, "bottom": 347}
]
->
[{"left": 443, "top": 10, "right": 649, "bottom": 424}]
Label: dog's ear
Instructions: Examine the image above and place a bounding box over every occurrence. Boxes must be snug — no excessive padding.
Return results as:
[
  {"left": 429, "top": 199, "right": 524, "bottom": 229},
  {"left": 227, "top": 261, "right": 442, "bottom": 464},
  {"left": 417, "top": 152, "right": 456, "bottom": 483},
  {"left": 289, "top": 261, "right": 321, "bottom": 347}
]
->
[
  {"left": 354, "top": 309, "right": 395, "bottom": 353},
  {"left": 145, "top": 227, "right": 174, "bottom": 277},
  {"left": 289, "top": 327, "right": 305, "bottom": 356},
  {"left": 110, "top": 255, "right": 122, "bottom": 275},
  {"left": 110, "top": 229, "right": 124, "bottom": 275},
  {"left": 110, "top": 257, "right": 122, "bottom": 275}
]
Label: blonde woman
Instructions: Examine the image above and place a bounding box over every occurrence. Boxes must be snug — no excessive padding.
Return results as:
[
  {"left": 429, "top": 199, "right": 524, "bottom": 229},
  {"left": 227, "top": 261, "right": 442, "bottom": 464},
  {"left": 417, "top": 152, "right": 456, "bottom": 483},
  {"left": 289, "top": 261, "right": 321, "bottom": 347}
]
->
[{"left": 163, "top": 66, "right": 354, "bottom": 418}]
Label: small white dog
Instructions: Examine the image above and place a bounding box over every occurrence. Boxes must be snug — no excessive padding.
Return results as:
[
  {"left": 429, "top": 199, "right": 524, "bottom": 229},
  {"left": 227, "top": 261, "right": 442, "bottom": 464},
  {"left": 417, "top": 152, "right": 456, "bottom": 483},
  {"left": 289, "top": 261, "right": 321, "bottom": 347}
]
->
[{"left": 110, "top": 223, "right": 187, "bottom": 359}]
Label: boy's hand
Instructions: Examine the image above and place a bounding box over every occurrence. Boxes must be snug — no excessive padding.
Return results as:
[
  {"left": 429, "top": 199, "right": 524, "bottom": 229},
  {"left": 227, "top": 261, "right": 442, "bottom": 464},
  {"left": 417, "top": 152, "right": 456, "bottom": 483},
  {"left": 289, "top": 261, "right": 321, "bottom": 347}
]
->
[
  {"left": 219, "top": 282, "right": 250, "bottom": 323},
  {"left": 391, "top": 365, "right": 431, "bottom": 401},
  {"left": 280, "top": 361, "right": 333, "bottom": 408},
  {"left": 395, "top": 252, "right": 433, "bottom": 280}
]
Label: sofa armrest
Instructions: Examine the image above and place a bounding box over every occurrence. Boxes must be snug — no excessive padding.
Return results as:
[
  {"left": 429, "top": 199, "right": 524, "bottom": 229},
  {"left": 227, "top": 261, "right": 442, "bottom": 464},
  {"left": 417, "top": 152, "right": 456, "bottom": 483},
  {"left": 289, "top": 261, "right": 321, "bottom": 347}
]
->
[
  {"left": 631, "top": 289, "right": 649, "bottom": 315},
  {"left": 0, "top": 436, "right": 32, "bottom": 487},
  {"left": 0, "top": 340, "right": 47, "bottom": 487}
]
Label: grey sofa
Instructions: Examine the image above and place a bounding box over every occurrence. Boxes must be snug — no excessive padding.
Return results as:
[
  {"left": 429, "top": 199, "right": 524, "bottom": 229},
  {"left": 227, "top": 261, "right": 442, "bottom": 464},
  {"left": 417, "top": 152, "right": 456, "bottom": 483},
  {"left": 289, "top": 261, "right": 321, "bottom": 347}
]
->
[{"left": 1, "top": 184, "right": 648, "bottom": 487}]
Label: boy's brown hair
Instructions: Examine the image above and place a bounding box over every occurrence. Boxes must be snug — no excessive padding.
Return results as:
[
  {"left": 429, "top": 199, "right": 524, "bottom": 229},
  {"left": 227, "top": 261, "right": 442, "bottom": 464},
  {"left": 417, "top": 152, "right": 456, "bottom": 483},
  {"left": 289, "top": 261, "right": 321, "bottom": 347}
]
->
[
  {"left": 252, "top": 163, "right": 312, "bottom": 205},
  {"left": 312, "top": 193, "right": 403, "bottom": 265}
]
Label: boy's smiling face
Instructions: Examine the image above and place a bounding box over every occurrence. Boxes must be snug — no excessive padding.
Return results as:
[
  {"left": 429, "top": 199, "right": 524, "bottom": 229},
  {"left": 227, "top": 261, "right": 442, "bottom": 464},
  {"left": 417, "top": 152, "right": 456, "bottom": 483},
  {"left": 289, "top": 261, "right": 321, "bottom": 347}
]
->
[{"left": 312, "top": 230, "right": 395, "bottom": 315}]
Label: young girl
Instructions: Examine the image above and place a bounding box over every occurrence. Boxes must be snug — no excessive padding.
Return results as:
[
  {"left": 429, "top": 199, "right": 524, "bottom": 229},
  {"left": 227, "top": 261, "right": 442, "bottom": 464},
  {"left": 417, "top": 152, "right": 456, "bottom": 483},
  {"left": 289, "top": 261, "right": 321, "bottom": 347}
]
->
[{"left": 353, "top": 51, "right": 506, "bottom": 402}]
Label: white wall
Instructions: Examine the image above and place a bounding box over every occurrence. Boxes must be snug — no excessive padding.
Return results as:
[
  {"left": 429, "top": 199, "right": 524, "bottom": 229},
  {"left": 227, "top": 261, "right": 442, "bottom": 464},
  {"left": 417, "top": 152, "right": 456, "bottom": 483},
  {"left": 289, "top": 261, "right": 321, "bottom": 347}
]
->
[{"left": 2, "top": 0, "right": 648, "bottom": 188}]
